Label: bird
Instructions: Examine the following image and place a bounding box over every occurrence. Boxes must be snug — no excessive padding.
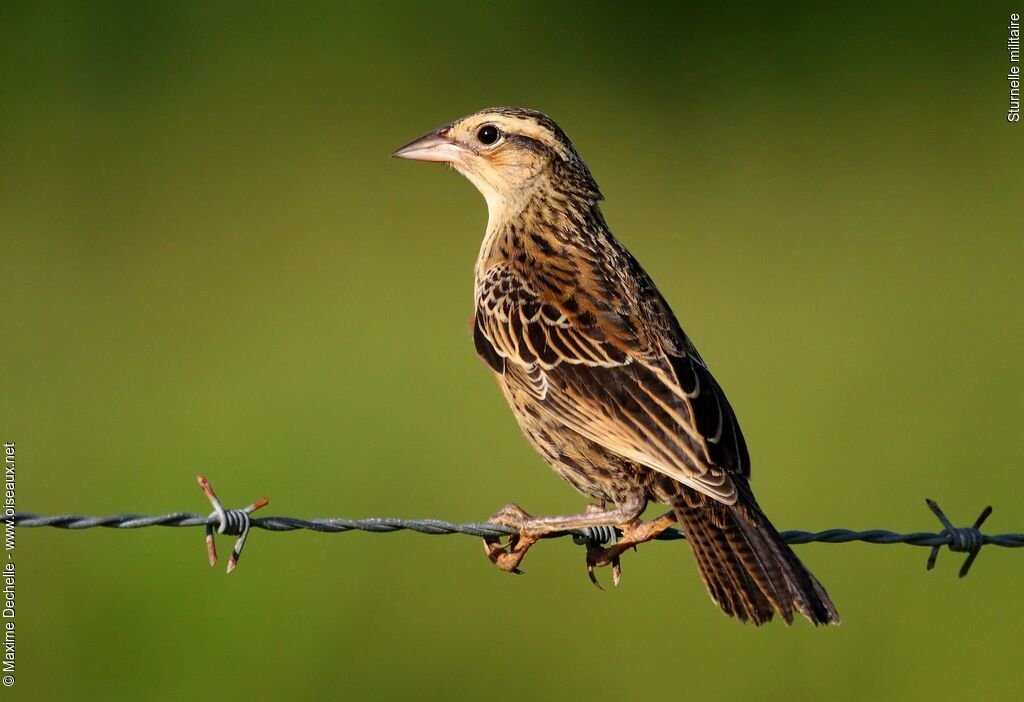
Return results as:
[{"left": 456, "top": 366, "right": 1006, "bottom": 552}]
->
[{"left": 392, "top": 107, "right": 839, "bottom": 626}]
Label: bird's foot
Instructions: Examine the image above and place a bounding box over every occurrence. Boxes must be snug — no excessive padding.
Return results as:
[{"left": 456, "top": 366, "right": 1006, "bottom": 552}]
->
[
  {"left": 585, "top": 534, "right": 623, "bottom": 589},
  {"left": 482, "top": 503, "right": 540, "bottom": 574},
  {"left": 585, "top": 511, "right": 678, "bottom": 588}
]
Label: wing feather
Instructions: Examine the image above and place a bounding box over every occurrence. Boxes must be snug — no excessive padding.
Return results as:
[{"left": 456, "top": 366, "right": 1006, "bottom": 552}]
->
[{"left": 474, "top": 264, "right": 748, "bottom": 504}]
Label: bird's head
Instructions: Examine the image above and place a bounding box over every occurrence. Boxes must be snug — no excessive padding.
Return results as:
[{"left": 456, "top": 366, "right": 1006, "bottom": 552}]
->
[{"left": 392, "top": 107, "right": 601, "bottom": 219}]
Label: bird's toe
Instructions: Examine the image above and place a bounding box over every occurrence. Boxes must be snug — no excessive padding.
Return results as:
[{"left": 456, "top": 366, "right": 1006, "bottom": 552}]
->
[{"left": 488, "top": 503, "right": 534, "bottom": 530}]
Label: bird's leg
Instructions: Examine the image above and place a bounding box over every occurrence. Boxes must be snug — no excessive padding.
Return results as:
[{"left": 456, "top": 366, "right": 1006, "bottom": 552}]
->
[
  {"left": 482, "top": 499, "right": 645, "bottom": 574},
  {"left": 586, "top": 510, "right": 678, "bottom": 585}
]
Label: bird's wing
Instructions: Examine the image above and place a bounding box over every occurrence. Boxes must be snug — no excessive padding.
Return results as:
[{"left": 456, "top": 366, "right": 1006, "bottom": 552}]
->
[{"left": 474, "top": 264, "right": 747, "bottom": 504}]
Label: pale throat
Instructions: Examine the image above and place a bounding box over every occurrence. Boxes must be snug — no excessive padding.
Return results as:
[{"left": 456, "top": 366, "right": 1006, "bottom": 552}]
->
[{"left": 466, "top": 172, "right": 543, "bottom": 282}]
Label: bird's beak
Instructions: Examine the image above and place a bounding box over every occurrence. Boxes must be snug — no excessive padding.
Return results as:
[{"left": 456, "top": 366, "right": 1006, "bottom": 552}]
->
[{"left": 391, "top": 126, "right": 469, "bottom": 164}]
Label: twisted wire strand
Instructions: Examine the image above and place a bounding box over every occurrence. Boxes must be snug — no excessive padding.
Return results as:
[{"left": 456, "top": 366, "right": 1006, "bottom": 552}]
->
[
  {"left": 12, "top": 480, "right": 1021, "bottom": 578},
  {"left": 13, "top": 512, "right": 1024, "bottom": 547}
]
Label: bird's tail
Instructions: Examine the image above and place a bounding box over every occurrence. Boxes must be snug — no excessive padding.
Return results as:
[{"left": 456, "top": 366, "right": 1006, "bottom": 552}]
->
[{"left": 671, "top": 492, "right": 840, "bottom": 626}]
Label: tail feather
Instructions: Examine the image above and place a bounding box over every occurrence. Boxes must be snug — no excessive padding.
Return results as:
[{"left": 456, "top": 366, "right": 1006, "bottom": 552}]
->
[
  {"left": 699, "top": 515, "right": 775, "bottom": 624},
  {"left": 672, "top": 496, "right": 840, "bottom": 626},
  {"left": 728, "top": 514, "right": 794, "bottom": 623},
  {"left": 682, "top": 512, "right": 745, "bottom": 618}
]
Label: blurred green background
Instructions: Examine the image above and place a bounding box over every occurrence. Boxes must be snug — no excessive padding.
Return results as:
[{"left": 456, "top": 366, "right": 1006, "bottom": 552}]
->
[{"left": 2, "top": 1, "right": 1022, "bottom": 700}]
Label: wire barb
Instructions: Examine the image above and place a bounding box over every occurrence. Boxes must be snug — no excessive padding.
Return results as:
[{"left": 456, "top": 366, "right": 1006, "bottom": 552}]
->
[
  {"left": 12, "top": 479, "right": 1024, "bottom": 577},
  {"left": 571, "top": 525, "right": 618, "bottom": 546},
  {"left": 197, "top": 475, "right": 268, "bottom": 573},
  {"left": 925, "top": 499, "right": 992, "bottom": 577}
]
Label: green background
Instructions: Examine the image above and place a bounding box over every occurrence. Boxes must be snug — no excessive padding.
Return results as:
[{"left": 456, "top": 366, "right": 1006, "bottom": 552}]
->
[{"left": 3, "top": 1, "right": 1022, "bottom": 700}]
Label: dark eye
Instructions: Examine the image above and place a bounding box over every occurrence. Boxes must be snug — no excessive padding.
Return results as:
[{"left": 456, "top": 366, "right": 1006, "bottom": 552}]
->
[{"left": 477, "top": 125, "right": 500, "bottom": 145}]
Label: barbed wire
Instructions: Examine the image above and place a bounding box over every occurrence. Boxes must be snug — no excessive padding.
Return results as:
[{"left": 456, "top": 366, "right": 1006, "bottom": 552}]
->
[{"left": 14, "top": 476, "right": 1024, "bottom": 577}]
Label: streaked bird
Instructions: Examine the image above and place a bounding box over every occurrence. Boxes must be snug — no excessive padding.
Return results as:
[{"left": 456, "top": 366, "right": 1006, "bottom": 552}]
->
[{"left": 393, "top": 107, "right": 839, "bottom": 625}]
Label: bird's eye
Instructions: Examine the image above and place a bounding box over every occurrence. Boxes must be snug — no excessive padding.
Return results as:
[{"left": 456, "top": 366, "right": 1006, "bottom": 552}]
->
[{"left": 477, "top": 125, "right": 500, "bottom": 145}]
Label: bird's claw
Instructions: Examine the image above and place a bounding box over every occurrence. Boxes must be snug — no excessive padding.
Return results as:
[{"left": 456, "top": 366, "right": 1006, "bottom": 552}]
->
[
  {"left": 583, "top": 512, "right": 676, "bottom": 589},
  {"left": 586, "top": 545, "right": 623, "bottom": 590},
  {"left": 482, "top": 503, "right": 539, "bottom": 574},
  {"left": 585, "top": 529, "right": 625, "bottom": 589}
]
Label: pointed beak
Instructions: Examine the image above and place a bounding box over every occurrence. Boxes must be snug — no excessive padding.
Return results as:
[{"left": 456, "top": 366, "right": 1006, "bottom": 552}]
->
[{"left": 391, "top": 126, "right": 469, "bottom": 164}]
